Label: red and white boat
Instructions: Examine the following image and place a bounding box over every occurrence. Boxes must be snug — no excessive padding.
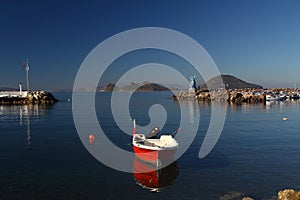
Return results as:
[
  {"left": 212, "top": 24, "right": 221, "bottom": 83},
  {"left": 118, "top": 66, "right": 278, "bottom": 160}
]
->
[{"left": 132, "top": 119, "right": 179, "bottom": 165}]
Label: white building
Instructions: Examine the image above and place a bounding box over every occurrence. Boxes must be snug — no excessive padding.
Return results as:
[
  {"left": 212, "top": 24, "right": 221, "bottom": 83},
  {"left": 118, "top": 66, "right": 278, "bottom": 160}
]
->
[{"left": 0, "top": 83, "right": 28, "bottom": 98}]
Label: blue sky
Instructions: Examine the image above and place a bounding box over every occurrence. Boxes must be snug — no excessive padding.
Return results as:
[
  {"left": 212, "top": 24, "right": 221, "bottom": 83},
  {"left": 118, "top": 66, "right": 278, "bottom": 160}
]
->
[{"left": 0, "top": 0, "right": 300, "bottom": 90}]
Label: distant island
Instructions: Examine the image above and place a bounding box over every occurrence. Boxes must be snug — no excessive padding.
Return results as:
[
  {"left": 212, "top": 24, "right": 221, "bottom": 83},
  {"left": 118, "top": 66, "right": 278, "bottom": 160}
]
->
[
  {"left": 98, "top": 82, "right": 173, "bottom": 92},
  {"left": 200, "top": 74, "right": 263, "bottom": 90}
]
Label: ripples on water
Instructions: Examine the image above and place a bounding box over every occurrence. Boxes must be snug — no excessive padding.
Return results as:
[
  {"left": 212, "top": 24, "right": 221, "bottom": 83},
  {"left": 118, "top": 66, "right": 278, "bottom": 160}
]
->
[{"left": 1, "top": 92, "right": 300, "bottom": 199}]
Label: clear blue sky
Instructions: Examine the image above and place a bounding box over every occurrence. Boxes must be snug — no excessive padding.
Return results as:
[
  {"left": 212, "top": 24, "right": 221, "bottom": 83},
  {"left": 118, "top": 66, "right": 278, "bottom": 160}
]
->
[{"left": 1, "top": 0, "right": 300, "bottom": 90}]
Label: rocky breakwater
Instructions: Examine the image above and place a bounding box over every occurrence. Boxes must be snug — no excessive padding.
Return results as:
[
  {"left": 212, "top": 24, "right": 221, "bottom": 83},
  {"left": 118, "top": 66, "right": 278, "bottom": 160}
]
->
[
  {"left": 226, "top": 90, "right": 266, "bottom": 104},
  {"left": 172, "top": 89, "right": 266, "bottom": 104},
  {"left": 172, "top": 74, "right": 266, "bottom": 104},
  {"left": 172, "top": 90, "right": 227, "bottom": 101},
  {"left": 0, "top": 91, "right": 58, "bottom": 105}
]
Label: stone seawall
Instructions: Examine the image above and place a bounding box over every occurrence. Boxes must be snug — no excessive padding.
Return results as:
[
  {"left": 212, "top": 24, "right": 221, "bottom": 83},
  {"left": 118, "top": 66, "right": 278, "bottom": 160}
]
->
[
  {"left": 226, "top": 92, "right": 266, "bottom": 103},
  {"left": 0, "top": 91, "right": 58, "bottom": 105},
  {"left": 172, "top": 90, "right": 266, "bottom": 104}
]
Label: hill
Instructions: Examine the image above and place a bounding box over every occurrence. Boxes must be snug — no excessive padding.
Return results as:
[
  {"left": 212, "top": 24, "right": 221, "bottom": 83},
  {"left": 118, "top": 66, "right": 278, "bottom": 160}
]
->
[
  {"left": 201, "top": 75, "right": 263, "bottom": 90},
  {"left": 97, "top": 83, "right": 116, "bottom": 92},
  {"left": 119, "top": 82, "right": 171, "bottom": 92},
  {"left": 97, "top": 82, "right": 172, "bottom": 92}
]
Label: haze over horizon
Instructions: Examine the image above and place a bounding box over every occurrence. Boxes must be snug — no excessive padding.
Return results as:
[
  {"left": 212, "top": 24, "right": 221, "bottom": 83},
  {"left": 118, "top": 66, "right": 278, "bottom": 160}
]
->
[{"left": 1, "top": 0, "right": 300, "bottom": 91}]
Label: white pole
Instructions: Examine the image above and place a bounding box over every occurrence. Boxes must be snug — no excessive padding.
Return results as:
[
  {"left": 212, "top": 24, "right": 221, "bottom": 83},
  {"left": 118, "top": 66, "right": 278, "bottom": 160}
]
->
[{"left": 27, "top": 106, "right": 31, "bottom": 149}]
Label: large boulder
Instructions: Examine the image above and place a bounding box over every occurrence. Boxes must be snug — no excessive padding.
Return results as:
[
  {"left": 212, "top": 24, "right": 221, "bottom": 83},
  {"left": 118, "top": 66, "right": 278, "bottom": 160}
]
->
[
  {"left": 219, "top": 191, "right": 254, "bottom": 200},
  {"left": 230, "top": 92, "right": 243, "bottom": 103},
  {"left": 32, "top": 91, "right": 58, "bottom": 104},
  {"left": 259, "top": 94, "right": 266, "bottom": 102},
  {"left": 278, "top": 189, "right": 300, "bottom": 200}
]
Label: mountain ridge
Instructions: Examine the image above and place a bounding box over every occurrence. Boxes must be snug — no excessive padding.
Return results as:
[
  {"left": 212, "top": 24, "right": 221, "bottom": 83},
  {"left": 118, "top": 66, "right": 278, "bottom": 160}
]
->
[
  {"left": 201, "top": 75, "right": 263, "bottom": 90},
  {"left": 98, "top": 82, "right": 174, "bottom": 92}
]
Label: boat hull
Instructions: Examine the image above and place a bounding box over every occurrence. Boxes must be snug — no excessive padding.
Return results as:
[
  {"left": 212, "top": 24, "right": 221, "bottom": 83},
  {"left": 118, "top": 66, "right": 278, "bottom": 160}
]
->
[{"left": 133, "top": 145, "right": 177, "bottom": 164}]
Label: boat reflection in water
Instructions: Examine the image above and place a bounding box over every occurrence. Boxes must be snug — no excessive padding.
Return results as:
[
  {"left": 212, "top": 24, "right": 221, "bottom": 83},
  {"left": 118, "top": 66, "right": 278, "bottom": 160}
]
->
[{"left": 133, "top": 156, "right": 179, "bottom": 192}]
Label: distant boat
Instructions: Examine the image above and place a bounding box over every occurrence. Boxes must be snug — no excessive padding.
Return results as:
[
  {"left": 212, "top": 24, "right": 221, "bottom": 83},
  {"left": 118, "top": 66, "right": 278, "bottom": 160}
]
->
[
  {"left": 291, "top": 93, "right": 300, "bottom": 100},
  {"left": 266, "top": 94, "right": 285, "bottom": 101},
  {"left": 132, "top": 119, "right": 179, "bottom": 165}
]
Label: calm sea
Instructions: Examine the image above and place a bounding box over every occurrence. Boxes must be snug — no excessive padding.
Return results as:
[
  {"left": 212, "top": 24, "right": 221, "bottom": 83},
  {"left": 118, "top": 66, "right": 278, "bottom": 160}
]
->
[{"left": 1, "top": 92, "right": 300, "bottom": 200}]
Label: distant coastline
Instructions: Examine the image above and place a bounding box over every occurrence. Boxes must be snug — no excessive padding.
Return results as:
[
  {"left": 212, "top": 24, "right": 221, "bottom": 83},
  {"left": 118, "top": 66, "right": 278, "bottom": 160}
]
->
[{"left": 96, "top": 74, "right": 264, "bottom": 93}]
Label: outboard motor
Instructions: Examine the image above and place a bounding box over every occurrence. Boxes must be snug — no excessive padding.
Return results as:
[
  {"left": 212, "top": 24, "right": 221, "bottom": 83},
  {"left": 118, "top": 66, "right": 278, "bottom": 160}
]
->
[{"left": 147, "top": 127, "right": 160, "bottom": 139}]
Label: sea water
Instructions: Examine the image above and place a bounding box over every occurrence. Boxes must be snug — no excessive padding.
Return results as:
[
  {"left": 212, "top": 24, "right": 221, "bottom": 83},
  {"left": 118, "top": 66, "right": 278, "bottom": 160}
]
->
[{"left": 1, "top": 92, "right": 300, "bottom": 199}]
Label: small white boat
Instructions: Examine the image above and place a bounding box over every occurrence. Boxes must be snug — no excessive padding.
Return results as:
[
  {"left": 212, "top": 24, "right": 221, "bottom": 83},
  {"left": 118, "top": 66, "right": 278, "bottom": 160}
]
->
[
  {"left": 132, "top": 119, "right": 179, "bottom": 165},
  {"left": 291, "top": 93, "right": 300, "bottom": 99},
  {"left": 266, "top": 94, "right": 285, "bottom": 101}
]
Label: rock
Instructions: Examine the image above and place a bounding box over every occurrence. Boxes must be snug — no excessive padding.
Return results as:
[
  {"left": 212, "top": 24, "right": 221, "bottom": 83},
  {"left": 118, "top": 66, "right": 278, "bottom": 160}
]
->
[
  {"left": 242, "top": 197, "right": 254, "bottom": 200},
  {"left": 259, "top": 94, "right": 266, "bottom": 102},
  {"left": 233, "top": 92, "right": 243, "bottom": 99},
  {"left": 171, "top": 94, "right": 178, "bottom": 100},
  {"left": 226, "top": 91, "right": 231, "bottom": 102},
  {"left": 230, "top": 92, "right": 243, "bottom": 103},
  {"left": 219, "top": 191, "right": 245, "bottom": 200},
  {"left": 278, "top": 189, "right": 300, "bottom": 200}
]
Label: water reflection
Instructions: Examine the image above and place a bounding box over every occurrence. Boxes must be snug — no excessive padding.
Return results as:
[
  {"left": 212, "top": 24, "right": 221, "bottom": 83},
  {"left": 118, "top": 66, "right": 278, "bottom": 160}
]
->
[
  {"left": 26, "top": 109, "right": 31, "bottom": 148},
  {"left": 226, "top": 100, "right": 298, "bottom": 112},
  {"left": 133, "top": 156, "right": 179, "bottom": 192},
  {"left": 187, "top": 100, "right": 197, "bottom": 123},
  {"left": 226, "top": 100, "right": 300, "bottom": 112},
  {"left": 264, "top": 100, "right": 300, "bottom": 112},
  {"left": 0, "top": 104, "right": 51, "bottom": 149},
  {"left": 227, "top": 101, "right": 264, "bottom": 112}
]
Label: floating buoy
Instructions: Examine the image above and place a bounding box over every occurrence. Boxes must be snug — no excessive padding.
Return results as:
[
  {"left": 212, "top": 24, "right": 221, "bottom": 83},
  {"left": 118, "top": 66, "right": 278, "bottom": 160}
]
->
[
  {"left": 282, "top": 117, "right": 288, "bottom": 121},
  {"left": 89, "top": 134, "right": 95, "bottom": 144}
]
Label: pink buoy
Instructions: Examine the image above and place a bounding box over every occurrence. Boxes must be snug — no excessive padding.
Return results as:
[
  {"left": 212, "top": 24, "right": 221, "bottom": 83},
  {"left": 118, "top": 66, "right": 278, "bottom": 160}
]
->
[{"left": 89, "top": 134, "right": 95, "bottom": 144}]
